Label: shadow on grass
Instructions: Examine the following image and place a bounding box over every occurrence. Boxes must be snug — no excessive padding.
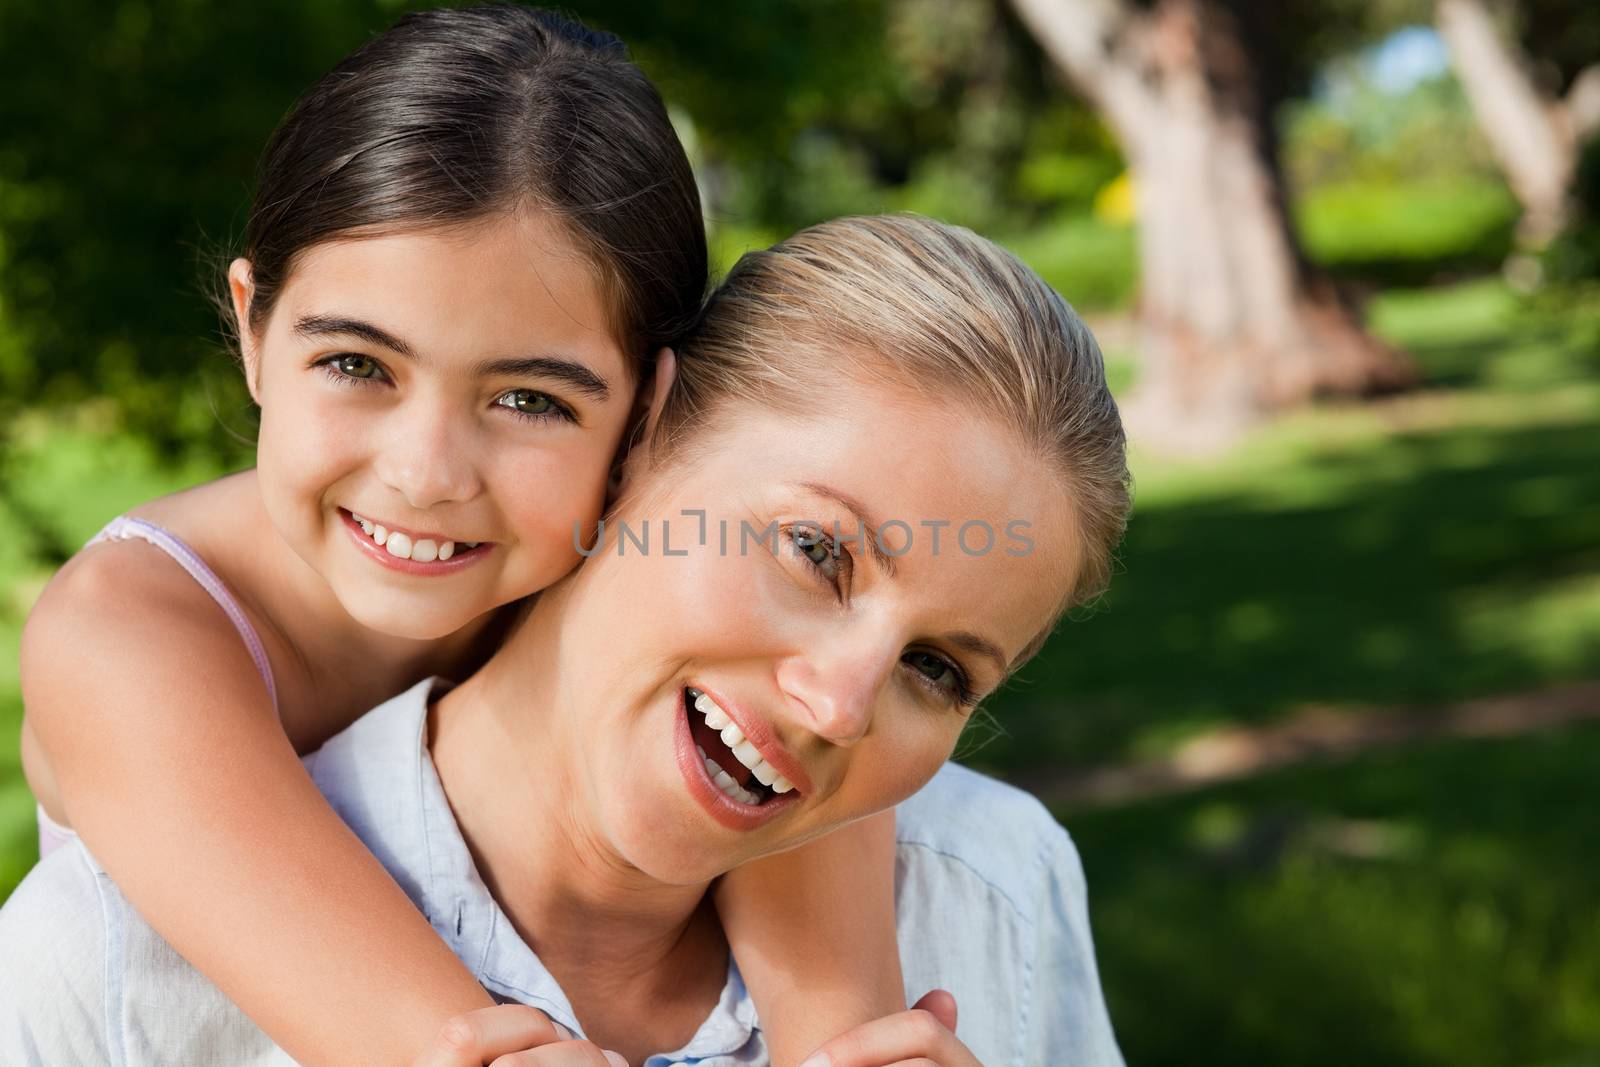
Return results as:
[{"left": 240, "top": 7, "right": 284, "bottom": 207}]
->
[
  {"left": 974, "top": 411, "right": 1600, "bottom": 771},
  {"left": 968, "top": 286, "right": 1600, "bottom": 772},
  {"left": 1067, "top": 724, "right": 1600, "bottom": 1067}
]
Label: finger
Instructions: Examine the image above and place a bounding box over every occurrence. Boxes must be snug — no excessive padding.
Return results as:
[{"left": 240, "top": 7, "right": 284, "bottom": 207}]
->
[
  {"left": 798, "top": 1008, "right": 972, "bottom": 1067},
  {"left": 489, "top": 1044, "right": 628, "bottom": 1067},
  {"left": 910, "top": 989, "right": 957, "bottom": 1034},
  {"left": 414, "top": 1005, "right": 568, "bottom": 1067}
]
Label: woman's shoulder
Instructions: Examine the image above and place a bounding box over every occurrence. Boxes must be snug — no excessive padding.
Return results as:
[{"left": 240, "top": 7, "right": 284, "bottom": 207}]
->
[
  {"left": 893, "top": 765, "right": 1122, "bottom": 1065},
  {"left": 894, "top": 761, "right": 1083, "bottom": 917}
]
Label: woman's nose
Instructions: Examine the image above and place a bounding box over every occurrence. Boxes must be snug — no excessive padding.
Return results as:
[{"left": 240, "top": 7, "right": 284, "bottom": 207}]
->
[
  {"left": 372, "top": 402, "right": 484, "bottom": 509},
  {"left": 774, "top": 628, "right": 898, "bottom": 747}
]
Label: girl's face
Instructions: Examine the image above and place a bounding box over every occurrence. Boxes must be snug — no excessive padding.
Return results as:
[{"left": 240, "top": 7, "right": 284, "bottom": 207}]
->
[
  {"left": 539, "top": 379, "right": 1080, "bottom": 885},
  {"left": 235, "top": 211, "right": 641, "bottom": 640}
]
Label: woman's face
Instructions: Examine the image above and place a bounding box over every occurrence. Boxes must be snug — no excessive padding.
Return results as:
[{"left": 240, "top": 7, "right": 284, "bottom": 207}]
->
[
  {"left": 237, "top": 210, "right": 639, "bottom": 640},
  {"left": 543, "top": 378, "right": 1079, "bottom": 884}
]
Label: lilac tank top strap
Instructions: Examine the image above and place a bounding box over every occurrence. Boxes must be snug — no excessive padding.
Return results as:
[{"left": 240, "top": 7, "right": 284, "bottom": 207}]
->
[{"left": 87, "top": 515, "right": 280, "bottom": 714}]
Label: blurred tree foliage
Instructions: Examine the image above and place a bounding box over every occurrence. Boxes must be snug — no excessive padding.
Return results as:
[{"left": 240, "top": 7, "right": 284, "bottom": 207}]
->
[
  {"left": 1, "top": 0, "right": 1564, "bottom": 472},
  {"left": 0, "top": 0, "right": 1118, "bottom": 466}
]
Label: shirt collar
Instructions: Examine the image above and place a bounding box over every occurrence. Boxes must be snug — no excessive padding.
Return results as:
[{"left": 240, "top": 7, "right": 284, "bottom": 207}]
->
[{"left": 305, "top": 677, "right": 761, "bottom": 1061}]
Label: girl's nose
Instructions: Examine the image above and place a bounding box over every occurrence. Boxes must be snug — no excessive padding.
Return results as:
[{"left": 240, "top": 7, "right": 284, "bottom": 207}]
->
[
  {"left": 373, "top": 402, "right": 484, "bottom": 509},
  {"left": 774, "top": 624, "right": 899, "bottom": 747}
]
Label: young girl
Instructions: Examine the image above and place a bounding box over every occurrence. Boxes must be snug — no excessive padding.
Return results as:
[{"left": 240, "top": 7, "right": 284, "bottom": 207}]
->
[{"left": 18, "top": 8, "right": 904, "bottom": 1064}]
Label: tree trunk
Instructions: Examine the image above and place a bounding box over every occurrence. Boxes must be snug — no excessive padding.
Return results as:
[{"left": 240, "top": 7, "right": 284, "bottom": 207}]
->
[
  {"left": 1435, "top": 0, "right": 1582, "bottom": 248},
  {"left": 1010, "top": 0, "right": 1413, "bottom": 449}
]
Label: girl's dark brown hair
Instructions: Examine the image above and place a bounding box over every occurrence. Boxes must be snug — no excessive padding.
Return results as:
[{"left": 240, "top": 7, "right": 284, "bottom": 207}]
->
[{"left": 238, "top": 5, "right": 706, "bottom": 367}]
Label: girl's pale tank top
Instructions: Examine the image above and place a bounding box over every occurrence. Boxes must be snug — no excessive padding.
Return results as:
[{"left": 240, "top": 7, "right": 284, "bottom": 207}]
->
[{"left": 35, "top": 515, "right": 280, "bottom": 858}]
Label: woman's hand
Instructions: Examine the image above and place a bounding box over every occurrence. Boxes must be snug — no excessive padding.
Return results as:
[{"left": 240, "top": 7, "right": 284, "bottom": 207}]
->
[
  {"left": 797, "top": 990, "right": 981, "bottom": 1067},
  {"left": 413, "top": 1005, "right": 628, "bottom": 1067}
]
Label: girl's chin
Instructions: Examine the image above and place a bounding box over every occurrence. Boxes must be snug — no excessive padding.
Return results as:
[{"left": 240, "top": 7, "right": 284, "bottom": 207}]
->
[{"left": 339, "top": 594, "right": 485, "bottom": 643}]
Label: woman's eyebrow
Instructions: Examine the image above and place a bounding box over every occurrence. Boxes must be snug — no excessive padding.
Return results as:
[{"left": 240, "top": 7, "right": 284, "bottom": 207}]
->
[
  {"left": 945, "top": 630, "right": 1010, "bottom": 680},
  {"left": 471, "top": 357, "right": 612, "bottom": 402}
]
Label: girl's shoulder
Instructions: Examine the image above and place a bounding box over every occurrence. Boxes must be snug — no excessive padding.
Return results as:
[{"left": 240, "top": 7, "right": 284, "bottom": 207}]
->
[
  {"left": 117, "top": 467, "right": 259, "bottom": 538},
  {"left": 21, "top": 470, "right": 278, "bottom": 709}
]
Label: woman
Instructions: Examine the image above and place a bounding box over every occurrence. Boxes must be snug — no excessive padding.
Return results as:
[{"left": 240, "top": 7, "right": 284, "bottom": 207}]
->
[{"left": 0, "top": 214, "right": 1130, "bottom": 1066}]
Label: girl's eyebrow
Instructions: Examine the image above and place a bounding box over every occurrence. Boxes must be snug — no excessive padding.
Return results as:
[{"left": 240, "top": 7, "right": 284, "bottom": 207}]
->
[
  {"left": 295, "top": 314, "right": 415, "bottom": 357},
  {"left": 293, "top": 314, "right": 611, "bottom": 401}
]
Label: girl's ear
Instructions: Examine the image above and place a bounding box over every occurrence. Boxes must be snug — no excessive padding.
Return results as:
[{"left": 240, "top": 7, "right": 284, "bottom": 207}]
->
[
  {"left": 228, "top": 259, "right": 263, "bottom": 405},
  {"left": 640, "top": 346, "right": 678, "bottom": 446},
  {"left": 606, "top": 347, "right": 679, "bottom": 506}
]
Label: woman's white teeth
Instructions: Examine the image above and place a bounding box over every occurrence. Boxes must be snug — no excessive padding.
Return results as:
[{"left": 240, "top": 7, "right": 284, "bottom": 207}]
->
[
  {"left": 691, "top": 689, "right": 795, "bottom": 796},
  {"left": 350, "top": 512, "right": 477, "bottom": 562},
  {"left": 693, "top": 692, "right": 732, "bottom": 731},
  {"left": 696, "top": 743, "right": 762, "bottom": 805}
]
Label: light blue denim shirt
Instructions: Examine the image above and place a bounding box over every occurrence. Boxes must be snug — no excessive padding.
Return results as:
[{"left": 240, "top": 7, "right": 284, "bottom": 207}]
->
[{"left": 0, "top": 679, "right": 1123, "bottom": 1066}]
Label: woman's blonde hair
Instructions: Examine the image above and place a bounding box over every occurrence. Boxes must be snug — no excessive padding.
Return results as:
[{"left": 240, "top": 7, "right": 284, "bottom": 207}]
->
[{"left": 656, "top": 213, "right": 1130, "bottom": 650}]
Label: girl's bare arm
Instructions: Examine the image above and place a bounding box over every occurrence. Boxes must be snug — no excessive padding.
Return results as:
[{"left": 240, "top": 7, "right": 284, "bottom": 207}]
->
[
  {"left": 20, "top": 544, "right": 496, "bottom": 1065},
  {"left": 714, "top": 808, "right": 905, "bottom": 1067}
]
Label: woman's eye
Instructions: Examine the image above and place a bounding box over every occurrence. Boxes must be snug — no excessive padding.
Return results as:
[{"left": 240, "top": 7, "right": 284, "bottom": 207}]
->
[
  {"left": 796, "top": 531, "right": 840, "bottom": 580},
  {"left": 495, "top": 390, "right": 569, "bottom": 421},
  {"left": 906, "top": 651, "right": 953, "bottom": 686},
  {"left": 903, "top": 650, "right": 973, "bottom": 705},
  {"left": 333, "top": 354, "right": 381, "bottom": 380}
]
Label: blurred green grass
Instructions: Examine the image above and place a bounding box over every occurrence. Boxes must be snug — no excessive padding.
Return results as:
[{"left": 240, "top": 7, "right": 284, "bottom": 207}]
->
[{"left": 1068, "top": 725, "right": 1600, "bottom": 1065}]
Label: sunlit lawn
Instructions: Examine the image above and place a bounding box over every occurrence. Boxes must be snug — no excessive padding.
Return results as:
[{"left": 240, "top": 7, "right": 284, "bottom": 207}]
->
[{"left": 1, "top": 276, "right": 1597, "bottom": 1064}]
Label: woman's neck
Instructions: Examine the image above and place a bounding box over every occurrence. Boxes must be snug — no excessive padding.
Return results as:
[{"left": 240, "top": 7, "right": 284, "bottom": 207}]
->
[{"left": 428, "top": 636, "right": 728, "bottom": 1054}]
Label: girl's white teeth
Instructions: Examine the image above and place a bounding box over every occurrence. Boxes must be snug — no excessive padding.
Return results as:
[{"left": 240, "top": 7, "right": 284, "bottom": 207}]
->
[
  {"left": 350, "top": 512, "right": 477, "bottom": 562},
  {"left": 691, "top": 689, "right": 795, "bottom": 796}
]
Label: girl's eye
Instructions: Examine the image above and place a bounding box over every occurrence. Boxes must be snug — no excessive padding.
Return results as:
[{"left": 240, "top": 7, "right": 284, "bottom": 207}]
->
[
  {"left": 333, "top": 354, "right": 382, "bottom": 380},
  {"left": 318, "top": 353, "right": 386, "bottom": 384},
  {"left": 495, "top": 389, "right": 572, "bottom": 423},
  {"left": 903, "top": 650, "right": 973, "bottom": 706}
]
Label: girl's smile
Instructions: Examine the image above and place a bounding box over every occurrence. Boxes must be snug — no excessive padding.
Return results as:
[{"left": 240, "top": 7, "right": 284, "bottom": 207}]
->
[{"left": 337, "top": 508, "right": 494, "bottom": 575}]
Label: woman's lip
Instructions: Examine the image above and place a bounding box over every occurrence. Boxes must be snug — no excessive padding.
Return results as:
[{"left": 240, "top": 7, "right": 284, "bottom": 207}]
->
[
  {"left": 690, "top": 683, "right": 815, "bottom": 796},
  {"left": 674, "top": 688, "right": 801, "bottom": 831},
  {"left": 338, "top": 510, "right": 493, "bottom": 576}
]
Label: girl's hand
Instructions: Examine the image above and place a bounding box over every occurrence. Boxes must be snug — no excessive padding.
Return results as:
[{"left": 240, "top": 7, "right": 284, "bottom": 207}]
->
[
  {"left": 413, "top": 1005, "right": 628, "bottom": 1067},
  {"left": 797, "top": 990, "right": 981, "bottom": 1067}
]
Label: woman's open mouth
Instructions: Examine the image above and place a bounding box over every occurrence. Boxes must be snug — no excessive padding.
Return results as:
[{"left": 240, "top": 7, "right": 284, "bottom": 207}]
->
[
  {"left": 674, "top": 686, "right": 803, "bottom": 830},
  {"left": 686, "top": 686, "right": 795, "bottom": 805}
]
